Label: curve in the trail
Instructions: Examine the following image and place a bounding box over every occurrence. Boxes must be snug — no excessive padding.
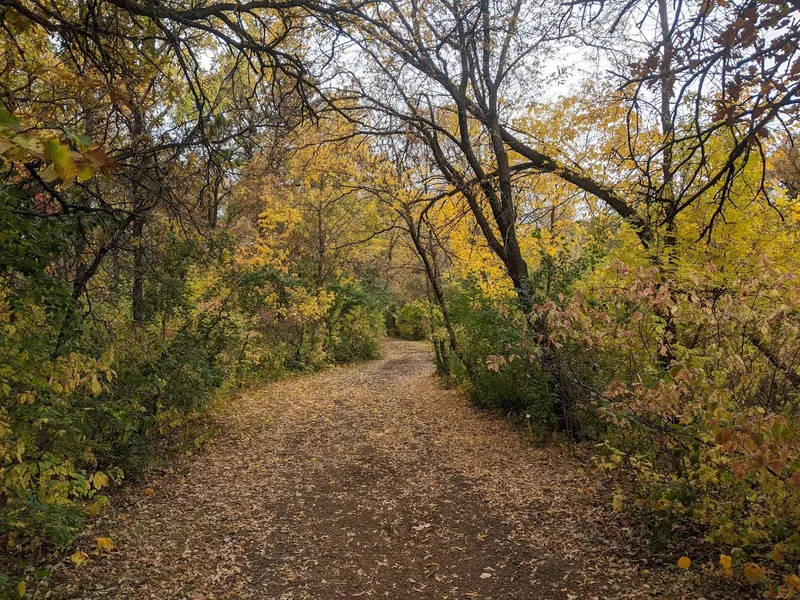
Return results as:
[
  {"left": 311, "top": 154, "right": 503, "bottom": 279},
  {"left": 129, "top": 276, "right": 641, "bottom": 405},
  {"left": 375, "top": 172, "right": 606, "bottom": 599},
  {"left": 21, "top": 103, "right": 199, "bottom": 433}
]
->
[{"left": 43, "top": 340, "right": 734, "bottom": 599}]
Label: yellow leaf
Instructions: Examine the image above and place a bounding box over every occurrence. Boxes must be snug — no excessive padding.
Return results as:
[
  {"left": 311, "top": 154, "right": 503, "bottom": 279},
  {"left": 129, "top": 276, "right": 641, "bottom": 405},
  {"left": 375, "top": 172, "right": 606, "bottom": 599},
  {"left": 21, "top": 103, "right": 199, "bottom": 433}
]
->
[
  {"left": 90, "top": 376, "right": 102, "bottom": 396},
  {"left": 785, "top": 574, "right": 800, "bottom": 591},
  {"left": 677, "top": 556, "right": 691, "bottom": 570},
  {"left": 85, "top": 495, "right": 110, "bottom": 517},
  {"left": 43, "top": 138, "right": 77, "bottom": 182},
  {"left": 719, "top": 554, "right": 732, "bottom": 570},
  {"left": 17, "top": 581, "right": 26, "bottom": 597},
  {"left": 76, "top": 164, "right": 96, "bottom": 182},
  {"left": 743, "top": 562, "right": 765, "bottom": 583},
  {"left": 38, "top": 164, "right": 59, "bottom": 182},
  {"left": 92, "top": 471, "right": 109, "bottom": 490},
  {"left": 96, "top": 537, "right": 114, "bottom": 552},
  {"left": 70, "top": 551, "right": 89, "bottom": 567}
]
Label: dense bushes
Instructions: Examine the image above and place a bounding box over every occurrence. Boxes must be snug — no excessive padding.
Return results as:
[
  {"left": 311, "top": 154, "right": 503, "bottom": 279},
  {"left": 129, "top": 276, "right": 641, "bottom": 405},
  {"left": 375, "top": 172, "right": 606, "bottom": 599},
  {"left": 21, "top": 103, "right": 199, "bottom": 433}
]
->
[
  {"left": 445, "top": 207, "right": 800, "bottom": 593},
  {"left": 0, "top": 181, "right": 387, "bottom": 591},
  {"left": 326, "top": 279, "right": 386, "bottom": 363},
  {"left": 543, "top": 259, "right": 800, "bottom": 567},
  {"left": 403, "top": 159, "right": 800, "bottom": 593},
  {"left": 442, "top": 280, "right": 554, "bottom": 423},
  {"left": 390, "top": 301, "right": 433, "bottom": 340}
]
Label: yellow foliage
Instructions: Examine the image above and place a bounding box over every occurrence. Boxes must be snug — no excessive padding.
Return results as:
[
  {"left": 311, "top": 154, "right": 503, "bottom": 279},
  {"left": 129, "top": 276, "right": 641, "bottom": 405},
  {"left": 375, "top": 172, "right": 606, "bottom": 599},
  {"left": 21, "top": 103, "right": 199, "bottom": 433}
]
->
[
  {"left": 43, "top": 138, "right": 78, "bottom": 182},
  {"left": 785, "top": 575, "right": 800, "bottom": 591},
  {"left": 611, "top": 489, "right": 624, "bottom": 511},
  {"left": 92, "top": 471, "right": 109, "bottom": 490},
  {"left": 89, "top": 376, "right": 102, "bottom": 396},
  {"left": 743, "top": 562, "right": 765, "bottom": 583},
  {"left": 95, "top": 537, "right": 114, "bottom": 552}
]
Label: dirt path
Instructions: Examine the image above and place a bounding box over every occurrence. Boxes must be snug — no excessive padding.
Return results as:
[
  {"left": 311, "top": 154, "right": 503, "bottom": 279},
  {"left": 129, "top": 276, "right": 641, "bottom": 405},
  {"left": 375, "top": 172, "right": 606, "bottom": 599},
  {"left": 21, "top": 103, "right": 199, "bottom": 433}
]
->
[{"left": 43, "top": 340, "right": 725, "bottom": 599}]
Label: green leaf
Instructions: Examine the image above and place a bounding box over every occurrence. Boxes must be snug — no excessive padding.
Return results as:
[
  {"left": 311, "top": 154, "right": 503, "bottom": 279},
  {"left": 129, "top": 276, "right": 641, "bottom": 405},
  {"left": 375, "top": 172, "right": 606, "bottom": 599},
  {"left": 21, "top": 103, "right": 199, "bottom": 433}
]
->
[
  {"left": 44, "top": 138, "right": 78, "bottom": 182},
  {"left": 64, "top": 129, "right": 92, "bottom": 150},
  {"left": 0, "top": 109, "right": 19, "bottom": 130}
]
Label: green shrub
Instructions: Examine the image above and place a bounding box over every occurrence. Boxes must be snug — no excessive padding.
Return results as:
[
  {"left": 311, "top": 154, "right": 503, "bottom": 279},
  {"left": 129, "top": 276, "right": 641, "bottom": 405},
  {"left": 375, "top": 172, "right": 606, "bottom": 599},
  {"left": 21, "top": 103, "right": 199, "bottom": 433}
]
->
[
  {"left": 326, "top": 278, "right": 386, "bottom": 363},
  {"left": 392, "top": 301, "right": 432, "bottom": 340},
  {"left": 444, "top": 279, "right": 554, "bottom": 424},
  {"left": 0, "top": 181, "right": 391, "bottom": 591}
]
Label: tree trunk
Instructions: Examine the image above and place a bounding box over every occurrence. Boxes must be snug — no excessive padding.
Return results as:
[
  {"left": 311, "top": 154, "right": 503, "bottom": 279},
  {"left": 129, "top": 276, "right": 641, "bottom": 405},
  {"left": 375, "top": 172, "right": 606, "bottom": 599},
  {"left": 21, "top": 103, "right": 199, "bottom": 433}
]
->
[
  {"left": 656, "top": 0, "right": 678, "bottom": 367},
  {"left": 129, "top": 95, "right": 150, "bottom": 327},
  {"left": 131, "top": 213, "right": 145, "bottom": 326},
  {"left": 401, "top": 209, "right": 462, "bottom": 373}
]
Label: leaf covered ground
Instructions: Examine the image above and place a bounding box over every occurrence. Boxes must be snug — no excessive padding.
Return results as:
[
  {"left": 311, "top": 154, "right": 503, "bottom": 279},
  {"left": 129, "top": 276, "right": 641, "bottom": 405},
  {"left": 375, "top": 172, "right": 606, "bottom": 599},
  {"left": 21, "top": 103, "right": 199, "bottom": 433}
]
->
[{"left": 39, "top": 341, "right": 742, "bottom": 599}]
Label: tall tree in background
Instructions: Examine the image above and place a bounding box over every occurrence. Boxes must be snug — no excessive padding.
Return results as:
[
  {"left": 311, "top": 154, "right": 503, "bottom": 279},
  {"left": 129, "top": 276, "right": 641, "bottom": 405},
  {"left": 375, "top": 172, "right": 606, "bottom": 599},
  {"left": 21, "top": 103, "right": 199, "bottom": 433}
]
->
[{"left": 314, "top": 0, "right": 799, "bottom": 291}]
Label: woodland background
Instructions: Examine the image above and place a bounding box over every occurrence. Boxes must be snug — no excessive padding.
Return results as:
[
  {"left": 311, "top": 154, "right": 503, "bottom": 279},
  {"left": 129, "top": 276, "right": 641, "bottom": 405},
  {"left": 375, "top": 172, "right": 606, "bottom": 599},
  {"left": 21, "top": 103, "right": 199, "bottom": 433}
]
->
[{"left": 1, "top": 0, "right": 799, "bottom": 597}]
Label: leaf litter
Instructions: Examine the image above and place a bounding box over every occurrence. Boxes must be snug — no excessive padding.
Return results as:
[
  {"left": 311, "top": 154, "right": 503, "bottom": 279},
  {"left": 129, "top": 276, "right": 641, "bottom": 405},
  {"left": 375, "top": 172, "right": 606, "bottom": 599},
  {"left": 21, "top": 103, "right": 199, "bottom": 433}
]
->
[{"left": 37, "top": 340, "right": 743, "bottom": 599}]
